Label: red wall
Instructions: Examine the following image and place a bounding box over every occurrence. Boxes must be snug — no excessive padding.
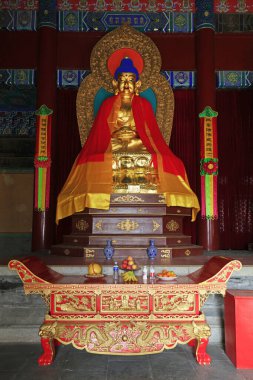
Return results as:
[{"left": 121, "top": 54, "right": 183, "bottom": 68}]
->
[{"left": 1, "top": 31, "right": 253, "bottom": 70}]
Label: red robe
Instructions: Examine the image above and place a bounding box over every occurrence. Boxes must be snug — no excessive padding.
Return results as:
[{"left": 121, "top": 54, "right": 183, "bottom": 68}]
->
[{"left": 56, "top": 94, "right": 199, "bottom": 223}]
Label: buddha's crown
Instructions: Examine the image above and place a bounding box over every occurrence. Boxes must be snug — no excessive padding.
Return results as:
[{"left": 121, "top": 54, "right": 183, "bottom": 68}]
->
[{"left": 114, "top": 57, "right": 139, "bottom": 80}]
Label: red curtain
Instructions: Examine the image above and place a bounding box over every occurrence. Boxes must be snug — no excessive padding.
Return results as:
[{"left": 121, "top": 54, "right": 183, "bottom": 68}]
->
[
  {"left": 56, "top": 89, "right": 80, "bottom": 194},
  {"left": 55, "top": 89, "right": 80, "bottom": 238},
  {"left": 170, "top": 90, "right": 198, "bottom": 243},
  {"left": 171, "top": 90, "right": 198, "bottom": 193},
  {"left": 216, "top": 90, "right": 253, "bottom": 249}
]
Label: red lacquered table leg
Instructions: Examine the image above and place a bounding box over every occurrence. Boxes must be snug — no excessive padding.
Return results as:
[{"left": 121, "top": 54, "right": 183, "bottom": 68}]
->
[
  {"left": 54, "top": 339, "right": 61, "bottom": 347},
  {"left": 38, "top": 337, "right": 55, "bottom": 366},
  {"left": 195, "top": 338, "right": 211, "bottom": 366},
  {"left": 188, "top": 339, "right": 196, "bottom": 347}
]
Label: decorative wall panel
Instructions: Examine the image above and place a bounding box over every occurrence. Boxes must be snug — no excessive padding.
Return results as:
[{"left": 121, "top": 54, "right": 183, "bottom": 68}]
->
[
  {"left": 214, "top": 0, "right": 253, "bottom": 13},
  {"left": 57, "top": 0, "right": 195, "bottom": 12},
  {"left": 0, "top": 111, "right": 36, "bottom": 136},
  {"left": 0, "top": 69, "right": 35, "bottom": 86},
  {"left": 217, "top": 71, "right": 253, "bottom": 88},
  {"left": 58, "top": 11, "right": 194, "bottom": 32},
  {"left": 0, "top": 10, "right": 37, "bottom": 30},
  {"left": 57, "top": 69, "right": 196, "bottom": 88}
]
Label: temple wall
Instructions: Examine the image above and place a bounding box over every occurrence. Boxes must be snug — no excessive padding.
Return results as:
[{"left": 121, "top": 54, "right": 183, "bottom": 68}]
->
[
  {"left": 0, "top": 172, "right": 33, "bottom": 259},
  {"left": 0, "top": 172, "right": 33, "bottom": 233}
]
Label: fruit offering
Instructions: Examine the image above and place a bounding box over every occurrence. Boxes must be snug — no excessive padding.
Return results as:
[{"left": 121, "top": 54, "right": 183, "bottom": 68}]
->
[
  {"left": 121, "top": 270, "right": 138, "bottom": 283},
  {"left": 120, "top": 256, "right": 138, "bottom": 270},
  {"left": 88, "top": 262, "right": 102, "bottom": 276},
  {"left": 157, "top": 269, "right": 176, "bottom": 278}
]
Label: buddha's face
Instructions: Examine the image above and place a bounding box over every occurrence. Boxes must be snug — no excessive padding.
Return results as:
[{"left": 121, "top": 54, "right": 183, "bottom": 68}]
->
[{"left": 117, "top": 73, "right": 136, "bottom": 94}]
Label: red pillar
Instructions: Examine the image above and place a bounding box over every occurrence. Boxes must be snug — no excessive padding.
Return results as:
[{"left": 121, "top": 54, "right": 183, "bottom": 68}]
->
[
  {"left": 195, "top": 1, "right": 220, "bottom": 250},
  {"left": 32, "top": 4, "right": 57, "bottom": 251}
]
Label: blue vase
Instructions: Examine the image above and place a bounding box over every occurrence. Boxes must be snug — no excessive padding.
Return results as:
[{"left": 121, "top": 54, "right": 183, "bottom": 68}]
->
[
  {"left": 147, "top": 239, "right": 157, "bottom": 260},
  {"left": 104, "top": 240, "right": 115, "bottom": 260}
]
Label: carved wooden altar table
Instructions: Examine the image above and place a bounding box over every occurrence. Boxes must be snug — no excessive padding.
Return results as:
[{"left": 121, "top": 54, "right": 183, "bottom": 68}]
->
[{"left": 8, "top": 256, "right": 241, "bottom": 366}]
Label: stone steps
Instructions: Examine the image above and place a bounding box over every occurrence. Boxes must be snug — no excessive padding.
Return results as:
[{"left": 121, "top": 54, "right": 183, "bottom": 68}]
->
[
  {"left": 63, "top": 234, "right": 192, "bottom": 246},
  {"left": 51, "top": 243, "right": 203, "bottom": 259}
]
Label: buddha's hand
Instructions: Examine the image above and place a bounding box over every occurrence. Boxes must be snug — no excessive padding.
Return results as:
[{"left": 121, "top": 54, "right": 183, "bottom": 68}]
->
[{"left": 112, "top": 126, "right": 137, "bottom": 142}]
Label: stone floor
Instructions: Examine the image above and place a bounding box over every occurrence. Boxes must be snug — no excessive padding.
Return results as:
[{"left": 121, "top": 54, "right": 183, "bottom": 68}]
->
[{"left": 0, "top": 343, "right": 253, "bottom": 380}]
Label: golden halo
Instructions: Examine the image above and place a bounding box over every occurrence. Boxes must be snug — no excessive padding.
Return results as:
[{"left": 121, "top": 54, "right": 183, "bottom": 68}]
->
[
  {"left": 90, "top": 24, "right": 162, "bottom": 91},
  {"left": 107, "top": 48, "right": 144, "bottom": 78}
]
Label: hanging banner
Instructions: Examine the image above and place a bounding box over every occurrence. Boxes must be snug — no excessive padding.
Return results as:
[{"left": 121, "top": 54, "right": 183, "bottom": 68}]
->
[
  {"left": 34, "top": 105, "right": 53, "bottom": 212},
  {"left": 199, "top": 106, "right": 218, "bottom": 219}
]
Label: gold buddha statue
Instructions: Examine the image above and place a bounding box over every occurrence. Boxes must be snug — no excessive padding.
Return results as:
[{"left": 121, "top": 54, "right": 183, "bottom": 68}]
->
[
  {"left": 111, "top": 72, "right": 145, "bottom": 153},
  {"left": 110, "top": 67, "right": 159, "bottom": 192},
  {"left": 56, "top": 27, "right": 200, "bottom": 224}
]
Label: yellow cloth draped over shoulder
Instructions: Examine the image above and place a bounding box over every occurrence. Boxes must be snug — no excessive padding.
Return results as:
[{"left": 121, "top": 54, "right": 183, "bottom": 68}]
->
[{"left": 56, "top": 94, "right": 200, "bottom": 224}]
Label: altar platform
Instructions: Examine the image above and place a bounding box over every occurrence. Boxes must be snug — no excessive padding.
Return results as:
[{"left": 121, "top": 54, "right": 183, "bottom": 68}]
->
[{"left": 1, "top": 250, "right": 253, "bottom": 348}]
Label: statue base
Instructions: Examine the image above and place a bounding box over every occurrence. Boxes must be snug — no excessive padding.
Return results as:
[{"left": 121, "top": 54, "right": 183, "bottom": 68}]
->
[{"left": 52, "top": 194, "right": 203, "bottom": 259}]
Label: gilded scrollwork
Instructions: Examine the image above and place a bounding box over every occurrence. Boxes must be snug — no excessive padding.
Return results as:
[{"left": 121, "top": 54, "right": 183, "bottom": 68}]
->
[
  {"left": 8, "top": 260, "right": 48, "bottom": 284},
  {"left": 154, "top": 293, "right": 196, "bottom": 314},
  {"left": 158, "top": 194, "right": 166, "bottom": 203},
  {"left": 192, "top": 321, "right": 211, "bottom": 339},
  {"left": 84, "top": 248, "right": 95, "bottom": 259},
  {"left": 135, "top": 322, "right": 195, "bottom": 349},
  {"left": 52, "top": 321, "right": 197, "bottom": 353},
  {"left": 160, "top": 249, "right": 171, "bottom": 258},
  {"left": 199, "top": 290, "right": 208, "bottom": 308},
  {"left": 56, "top": 324, "right": 113, "bottom": 349},
  {"left": 152, "top": 220, "right": 160, "bottom": 232},
  {"left": 101, "top": 293, "right": 149, "bottom": 314},
  {"left": 117, "top": 219, "right": 139, "bottom": 231},
  {"left": 166, "top": 219, "right": 180, "bottom": 232},
  {"left": 203, "top": 261, "right": 242, "bottom": 284},
  {"left": 75, "top": 219, "right": 89, "bottom": 231},
  {"left": 95, "top": 220, "right": 103, "bottom": 231},
  {"left": 39, "top": 322, "right": 58, "bottom": 339},
  {"left": 54, "top": 294, "right": 96, "bottom": 313},
  {"left": 113, "top": 194, "right": 144, "bottom": 203}
]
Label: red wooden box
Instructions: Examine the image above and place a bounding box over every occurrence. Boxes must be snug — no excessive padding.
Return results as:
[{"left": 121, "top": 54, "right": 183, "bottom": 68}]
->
[{"left": 225, "top": 290, "right": 253, "bottom": 369}]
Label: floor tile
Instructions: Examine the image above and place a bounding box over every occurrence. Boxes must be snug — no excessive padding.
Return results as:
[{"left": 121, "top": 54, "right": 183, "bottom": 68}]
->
[
  {"left": 61, "top": 348, "right": 108, "bottom": 371},
  {"left": 108, "top": 354, "right": 149, "bottom": 362},
  {"left": 1, "top": 343, "right": 253, "bottom": 380},
  {"left": 15, "top": 368, "right": 61, "bottom": 380},
  {"left": 0, "top": 372, "right": 17, "bottom": 380},
  {"left": 238, "top": 371, "right": 253, "bottom": 380},
  {"left": 60, "top": 370, "right": 108, "bottom": 380},
  {"left": 107, "top": 360, "right": 153, "bottom": 380}
]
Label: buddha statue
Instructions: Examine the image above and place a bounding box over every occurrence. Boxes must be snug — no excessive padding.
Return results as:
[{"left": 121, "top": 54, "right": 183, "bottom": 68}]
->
[
  {"left": 56, "top": 55, "right": 200, "bottom": 224},
  {"left": 110, "top": 59, "right": 159, "bottom": 191}
]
